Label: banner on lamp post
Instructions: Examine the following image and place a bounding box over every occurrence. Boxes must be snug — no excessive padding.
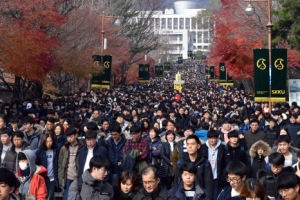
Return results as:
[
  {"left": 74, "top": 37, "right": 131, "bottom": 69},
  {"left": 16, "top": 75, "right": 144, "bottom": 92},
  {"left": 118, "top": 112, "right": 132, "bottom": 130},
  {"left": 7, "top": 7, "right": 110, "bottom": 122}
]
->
[
  {"left": 271, "top": 49, "right": 287, "bottom": 102},
  {"left": 219, "top": 63, "right": 227, "bottom": 85},
  {"left": 254, "top": 49, "right": 270, "bottom": 102},
  {"left": 209, "top": 66, "right": 215, "bottom": 80},
  {"left": 139, "top": 64, "right": 150, "bottom": 82},
  {"left": 254, "top": 49, "right": 287, "bottom": 102},
  {"left": 164, "top": 62, "right": 170, "bottom": 72},
  {"left": 91, "top": 55, "right": 112, "bottom": 89}
]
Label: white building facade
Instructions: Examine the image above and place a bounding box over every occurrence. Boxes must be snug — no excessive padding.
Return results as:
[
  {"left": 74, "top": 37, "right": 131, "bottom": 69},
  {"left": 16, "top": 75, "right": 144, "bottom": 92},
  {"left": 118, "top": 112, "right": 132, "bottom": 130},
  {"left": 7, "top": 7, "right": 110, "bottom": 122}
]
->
[{"left": 152, "top": 1, "right": 212, "bottom": 60}]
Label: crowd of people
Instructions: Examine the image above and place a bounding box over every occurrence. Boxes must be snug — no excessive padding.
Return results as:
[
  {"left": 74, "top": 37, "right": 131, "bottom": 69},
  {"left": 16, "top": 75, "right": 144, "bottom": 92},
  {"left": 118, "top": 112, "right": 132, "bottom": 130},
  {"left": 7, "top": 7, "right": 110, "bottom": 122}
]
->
[{"left": 0, "top": 61, "right": 300, "bottom": 200}]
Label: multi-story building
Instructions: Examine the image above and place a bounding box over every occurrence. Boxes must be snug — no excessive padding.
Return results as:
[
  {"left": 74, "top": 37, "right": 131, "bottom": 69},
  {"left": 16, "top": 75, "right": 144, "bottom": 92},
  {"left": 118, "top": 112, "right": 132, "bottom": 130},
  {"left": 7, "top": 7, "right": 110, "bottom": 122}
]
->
[{"left": 152, "top": 0, "right": 212, "bottom": 60}]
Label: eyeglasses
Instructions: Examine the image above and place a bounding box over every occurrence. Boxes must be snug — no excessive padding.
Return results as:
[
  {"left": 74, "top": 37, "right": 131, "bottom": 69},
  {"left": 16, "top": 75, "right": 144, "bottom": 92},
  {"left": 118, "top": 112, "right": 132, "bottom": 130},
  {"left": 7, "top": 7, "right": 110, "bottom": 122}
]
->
[
  {"left": 142, "top": 179, "right": 157, "bottom": 185},
  {"left": 270, "top": 165, "right": 283, "bottom": 171},
  {"left": 226, "top": 177, "right": 241, "bottom": 183},
  {"left": 278, "top": 188, "right": 293, "bottom": 195}
]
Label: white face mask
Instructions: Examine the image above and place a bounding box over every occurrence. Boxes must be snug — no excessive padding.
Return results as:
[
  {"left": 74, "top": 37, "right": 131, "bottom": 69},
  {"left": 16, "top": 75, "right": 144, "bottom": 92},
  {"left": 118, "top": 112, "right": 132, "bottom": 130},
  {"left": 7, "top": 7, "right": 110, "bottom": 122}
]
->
[{"left": 19, "top": 162, "right": 29, "bottom": 170}]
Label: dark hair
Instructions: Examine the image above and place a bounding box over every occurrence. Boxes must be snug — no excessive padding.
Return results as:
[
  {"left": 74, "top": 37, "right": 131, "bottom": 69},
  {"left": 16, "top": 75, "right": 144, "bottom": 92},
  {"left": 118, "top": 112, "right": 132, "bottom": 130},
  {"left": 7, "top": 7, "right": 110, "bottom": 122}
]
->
[
  {"left": 10, "top": 116, "right": 19, "bottom": 123},
  {"left": 141, "top": 166, "right": 159, "bottom": 180},
  {"left": 184, "top": 125, "right": 195, "bottom": 133},
  {"left": 269, "top": 152, "right": 285, "bottom": 166},
  {"left": 89, "top": 155, "right": 112, "bottom": 171},
  {"left": 239, "top": 178, "right": 268, "bottom": 200},
  {"left": 86, "top": 122, "right": 99, "bottom": 131},
  {"left": 101, "top": 118, "right": 109, "bottom": 125},
  {"left": 250, "top": 119, "right": 260, "bottom": 125},
  {"left": 117, "top": 170, "right": 139, "bottom": 192},
  {"left": 277, "top": 134, "right": 291, "bottom": 144},
  {"left": 13, "top": 130, "right": 24, "bottom": 139},
  {"left": 22, "top": 116, "right": 34, "bottom": 125},
  {"left": 277, "top": 172, "right": 300, "bottom": 192},
  {"left": 130, "top": 124, "right": 141, "bottom": 134},
  {"left": 65, "top": 127, "right": 78, "bottom": 136},
  {"left": 165, "top": 130, "right": 176, "bottom": 141},
  {"left": 207, "top": 130, "right": 219, "bottom": 138},
  {"left": 85, "top": 130, "right": 97, "bottom": 139},
  {"left": 0, "top": 128, "right": 13, "bottom": 137},
  {"left": 228, "top": 130, "right": 239, "bottom": 138},
  {"left": 47, "top": 117, "right": 55, "bottom": 124},
  {"left": 226, "top": 161, "right": 247, "bottom": 177},
  {"left": 201, "top": 122, "right": 210, "bottom": 130},
  {"left": 190, "top": 117, "right": 198, "bottom": 126},
  {"left": 186, "top": 135, "right": 200, "bottom": 144},
  {"left": 40, "top": 133, "right": 57, "bottom": 150},
  {"left": 0, "top": 168, "right": 19, "bottom": 187},
  {"left": 110, "top": 122, "right": 121, "bottom": 133},
  {"left": 149, "top": 127, "right": 159, "bottom": 137},
  {"left": 17, "top": 152, "right": 27, "bottom": 161},
  {"left": 180, "top": 163, "right": 197, "bottom": 175}
]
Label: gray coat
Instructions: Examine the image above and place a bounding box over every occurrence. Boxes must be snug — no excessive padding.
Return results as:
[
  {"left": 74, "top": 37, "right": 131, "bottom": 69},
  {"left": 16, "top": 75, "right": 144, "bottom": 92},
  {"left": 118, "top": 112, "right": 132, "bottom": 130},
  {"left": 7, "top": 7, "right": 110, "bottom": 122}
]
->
[{"left": 68, "top": 170, "right": 114, "bottom": 200}]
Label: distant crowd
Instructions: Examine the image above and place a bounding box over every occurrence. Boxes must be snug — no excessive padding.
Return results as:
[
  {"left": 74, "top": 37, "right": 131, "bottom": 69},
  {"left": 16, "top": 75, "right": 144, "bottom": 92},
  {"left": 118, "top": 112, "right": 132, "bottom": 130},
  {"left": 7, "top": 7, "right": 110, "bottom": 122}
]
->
[{"left": 0, "top": 62, "right": 300, "bottom": 200}]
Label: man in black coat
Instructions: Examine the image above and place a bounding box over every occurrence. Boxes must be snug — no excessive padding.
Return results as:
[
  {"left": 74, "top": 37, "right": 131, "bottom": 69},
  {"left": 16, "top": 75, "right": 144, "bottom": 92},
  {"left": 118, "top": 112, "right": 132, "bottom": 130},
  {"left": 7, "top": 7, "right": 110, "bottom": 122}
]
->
[
  {"left": 200, "top": 130, "right": 226, "bottom": 200},
  {"left": 133, "top": 166, "right": 179, "bottom": 200},
  {"left": 174, "top": 135, "right": 214, "bottom": 200}
]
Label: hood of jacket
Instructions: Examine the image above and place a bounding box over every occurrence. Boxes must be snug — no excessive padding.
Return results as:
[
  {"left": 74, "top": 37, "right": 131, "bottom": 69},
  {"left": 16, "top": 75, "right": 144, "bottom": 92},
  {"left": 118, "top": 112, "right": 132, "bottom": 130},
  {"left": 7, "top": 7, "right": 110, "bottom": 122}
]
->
[
  {"left": 249, "top": 140, "right": 271, "bottom": 158},
  {"left": 205, "top": 139, "right": 221, "bottom": 150},
  {"left": 17, "top": 149, "right": 47, "bottom": 178}
]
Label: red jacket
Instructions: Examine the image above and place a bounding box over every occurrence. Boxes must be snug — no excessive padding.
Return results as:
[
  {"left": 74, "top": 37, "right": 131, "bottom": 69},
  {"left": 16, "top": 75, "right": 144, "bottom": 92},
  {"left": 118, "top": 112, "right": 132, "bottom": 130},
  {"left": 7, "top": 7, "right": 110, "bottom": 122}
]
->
[{"left": 17, "top": 165, "right": 48, "bottom": 200}]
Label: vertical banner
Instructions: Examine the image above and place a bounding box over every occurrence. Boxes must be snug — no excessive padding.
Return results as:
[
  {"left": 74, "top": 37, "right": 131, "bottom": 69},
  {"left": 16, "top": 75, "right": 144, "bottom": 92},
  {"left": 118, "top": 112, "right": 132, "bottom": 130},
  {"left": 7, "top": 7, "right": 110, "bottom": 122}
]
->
[
  {"left": 188, "top": 51, "right": 193, "bottom": 59},
  {"left": 178, "top": 56, "right": 183, "bottom": 64},
  {"left": 91, "top": 55, "right": 112, "bottom": 88},
  {"left": 205, "top": 66, "right": 210, "bottom": 77},
  {"left": 159, "top": 65, "right": 164, "bottom": 78},
  {"left": 254, "top": 49, "right": 269, "bottom": 102},
  {"left": 155, "top": 65, "right": 159, "bottom": 77},
  {"left": 219, "top": 63, "right": 227, "bottom": 85},
  {"left": 139, "top": 64, "right": 144, "bottom": 82},
  {"left": 144, "top": 64, "right": 150, "bottom": 82},
  {"left": 209, "top": 66, "right": 215, "bottom": 80},
  {"left": 289, "top": 79, "right": 300, "bottom": 104},
  {"left": 164, "top": 62, "right": 170, "bottom": 72},
  {"left": 271, "top": 49, "right": 287, "bottom": 102}
]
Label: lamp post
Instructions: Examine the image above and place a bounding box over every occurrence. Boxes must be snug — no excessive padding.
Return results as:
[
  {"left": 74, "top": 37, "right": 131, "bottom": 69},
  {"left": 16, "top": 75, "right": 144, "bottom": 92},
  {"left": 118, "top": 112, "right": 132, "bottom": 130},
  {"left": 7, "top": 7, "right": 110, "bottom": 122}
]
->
[{"left": 244, "top": 0, "right": 273, "bottom": 113}]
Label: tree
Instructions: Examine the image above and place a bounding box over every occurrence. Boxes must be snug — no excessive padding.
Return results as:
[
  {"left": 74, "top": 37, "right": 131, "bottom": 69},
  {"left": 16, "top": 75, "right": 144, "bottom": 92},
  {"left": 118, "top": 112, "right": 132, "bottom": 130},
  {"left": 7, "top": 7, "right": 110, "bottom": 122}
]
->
[
  {"left": 0, "top": 0, "right": 64, "bottom": 99},
  {"left": 272, "top": 0, "right": 300, "bottom": 51}
]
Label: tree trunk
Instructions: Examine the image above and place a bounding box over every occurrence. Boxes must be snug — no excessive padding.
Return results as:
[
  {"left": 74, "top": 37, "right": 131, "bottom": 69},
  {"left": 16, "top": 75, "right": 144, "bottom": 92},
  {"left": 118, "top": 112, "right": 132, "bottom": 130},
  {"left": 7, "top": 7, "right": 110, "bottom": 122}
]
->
[
  {"left": 12, "top": 76, "right": 21, "bottom": 101},
  {"left": 240, "top": 79, "right": 254, "bottom": 93}
]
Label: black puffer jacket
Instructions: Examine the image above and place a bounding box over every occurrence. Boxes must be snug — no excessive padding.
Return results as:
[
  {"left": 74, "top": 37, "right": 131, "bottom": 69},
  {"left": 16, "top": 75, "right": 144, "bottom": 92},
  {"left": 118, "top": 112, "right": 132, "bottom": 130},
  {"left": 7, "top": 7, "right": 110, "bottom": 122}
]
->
[
  {"left": 133, "top": 184, "right": 178, "bottom": 200},
  {"left": 174, "top": 151, "right": 214, "bottom": 200}
]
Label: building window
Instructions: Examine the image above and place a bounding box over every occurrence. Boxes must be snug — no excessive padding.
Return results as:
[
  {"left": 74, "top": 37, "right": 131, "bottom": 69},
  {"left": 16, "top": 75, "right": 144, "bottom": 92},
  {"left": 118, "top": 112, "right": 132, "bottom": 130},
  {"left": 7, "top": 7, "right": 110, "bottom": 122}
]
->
[
  {"left": 197, "top": 32, "right": 203, "bottom": 43},
  {"left": 185, "top": 18, "right": 190, "bottom": 29},
  {"left": 174, "top": 18, "right": 178, "bottom": 29},
  {"left": 179, "top": 35, "right": 183, "bottom": 41},
  {"left": 162, "top": 18, "right": 166, "bottom": 29},
  {"left": 155, "top": 18, "right": 160, "bottom": 29},
  {"left": 179, "top": 18, "right": 184, "bottom": 29},
  {"left": 204, "top": 31, "right": 209, "bottom": 43},
  {"left": 191, "top": 18, "right": 196, "bottom": 29},
  {"left": 168, "top": 18, "right": 172, "bottom": 29}
]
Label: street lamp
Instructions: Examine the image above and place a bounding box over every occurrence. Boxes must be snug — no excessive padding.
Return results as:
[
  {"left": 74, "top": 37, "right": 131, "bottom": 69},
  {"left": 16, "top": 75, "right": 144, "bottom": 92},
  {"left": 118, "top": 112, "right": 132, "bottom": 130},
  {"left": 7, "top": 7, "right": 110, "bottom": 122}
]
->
[{"left": 244, "top": 0, "right": 273, "bottom": 113}]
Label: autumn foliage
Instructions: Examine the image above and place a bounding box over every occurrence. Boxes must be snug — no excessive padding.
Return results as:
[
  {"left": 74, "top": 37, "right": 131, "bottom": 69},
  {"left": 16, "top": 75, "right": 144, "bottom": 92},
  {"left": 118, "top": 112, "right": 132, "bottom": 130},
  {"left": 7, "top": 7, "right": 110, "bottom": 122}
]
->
[{"left": 208, "top": 0, "right": 300, "bottom": 80}]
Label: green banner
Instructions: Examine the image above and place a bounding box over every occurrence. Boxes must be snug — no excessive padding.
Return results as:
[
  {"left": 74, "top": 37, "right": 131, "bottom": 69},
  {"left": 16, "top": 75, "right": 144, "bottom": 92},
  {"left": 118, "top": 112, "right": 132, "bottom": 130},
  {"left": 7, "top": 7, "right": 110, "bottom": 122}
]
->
[
  {"left": 209, "top": 66, "right": 215, "bottom": 80},
  {"left": 188, "top": 51, "right": 193, "bottom": 59},
  {"left": 155, "top": 65, "right": 159, "bottom": 77},
  {"left": 219, "top": 63, "right": 226, "bottom": 84},
  {"left": 178, "top": 56, "right": 183, "bottom": 64},
  {"left": 272, "top": 49, "right": 287, "bottom": 102},
  {"left": 91, "top": 55, "right": 112, "bottom": 88},
  {"left": 218, "top": 63, "right": 233, "bottom": 86},
  {"left": 139, "top": 64, "right": 150, "bottom": 82},
  {"left": 205, "top": 66, "right": 210, "bottom": 77},
  {"left": 164, "top": 62, "right": 170, "bottom": 72},
  {"left": 159, "top": 65, "right": 164, "bottom": 78},
  {"left": 254, "top": 49, "right": 287, "bottom": 102}
]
